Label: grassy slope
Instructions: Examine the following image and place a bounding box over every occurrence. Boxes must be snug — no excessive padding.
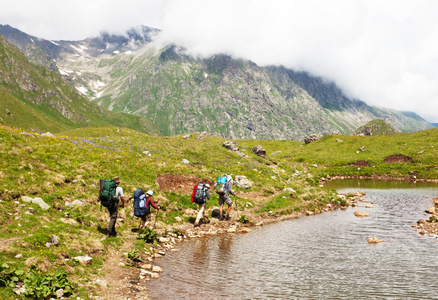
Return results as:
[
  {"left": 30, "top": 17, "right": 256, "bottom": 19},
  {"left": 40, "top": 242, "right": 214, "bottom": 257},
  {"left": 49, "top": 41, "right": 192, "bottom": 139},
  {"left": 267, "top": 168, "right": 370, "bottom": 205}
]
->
[{"left": 0, "top": 125, "right": 437, "bottom": 298}]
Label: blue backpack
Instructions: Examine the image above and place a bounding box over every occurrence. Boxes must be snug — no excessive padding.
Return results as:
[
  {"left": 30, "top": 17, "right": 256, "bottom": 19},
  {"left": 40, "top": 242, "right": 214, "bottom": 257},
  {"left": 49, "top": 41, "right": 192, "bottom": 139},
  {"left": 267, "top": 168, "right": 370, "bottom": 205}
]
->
[{"left": 133, "top": 189, "right": 150, "bottom": 217}]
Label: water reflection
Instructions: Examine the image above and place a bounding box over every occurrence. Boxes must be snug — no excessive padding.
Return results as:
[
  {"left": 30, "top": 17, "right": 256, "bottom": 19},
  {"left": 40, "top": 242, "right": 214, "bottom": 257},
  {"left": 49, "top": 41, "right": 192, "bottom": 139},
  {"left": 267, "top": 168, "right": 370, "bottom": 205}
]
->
[{"left": 148, "top": 182, "right": 438, "bottom": 299}]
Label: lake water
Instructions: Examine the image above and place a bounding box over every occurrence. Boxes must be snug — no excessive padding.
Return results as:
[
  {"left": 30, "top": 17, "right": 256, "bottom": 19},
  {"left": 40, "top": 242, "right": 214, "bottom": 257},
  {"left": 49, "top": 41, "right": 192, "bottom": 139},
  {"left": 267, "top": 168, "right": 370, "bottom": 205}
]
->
[{"left": 147, "top": 180, "right": 438, "bottom": 299}]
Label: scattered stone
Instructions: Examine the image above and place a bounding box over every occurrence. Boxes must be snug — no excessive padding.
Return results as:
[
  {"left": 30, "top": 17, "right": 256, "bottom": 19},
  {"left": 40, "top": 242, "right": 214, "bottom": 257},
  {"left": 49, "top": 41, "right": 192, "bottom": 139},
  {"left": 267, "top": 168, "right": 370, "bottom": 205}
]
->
[
  {"left": 234, "top": 175, "right": 253, "bottom": 189},
  {"left": 182, "top": 134, "right": 192, "bottom": 139},
  {"left": 223, "top": 141, "right": 239, "bottom": 151},
  {"left": 336, "top": 139, "right": 343, "bottom": 143},
  {"left": 354, "top": 211, "right": 370, "bottom": 217},
  {"left": 55, "top": 288, "right": 64, "bottom": 298},
  {"left": 365, "top": 204, "right": 374, "bottom": 208},
  {"left": 359, "top": 146, "right": 366, "bottom": 151},
  {"left": 425, "top": 207, "right": 436, "bottom": 214},
  {"left": 182, "top": 159, "right": 190, "bottom": 164},
  {"left": 60, "top": 218, "right": 79, "bottom": 225},
  {"left": 95, "top": 279, "right": 108, "bottom": 288},
  {"left": 239, "top": 228, "right": 252, "bottom": 233},
  {"left": 195, "top": 132, "right": 207, "bottom": 140},
  {"left": 368, "top": 237, "right": 383, "bottom": 244},
  {"left": 152, "top": 266, "right": 163, "bottom": 273},
  {"left": 15, "top": 254, "right": 22, "bottom": 259},
  {"left": 42, "top": 132, "right": 55, "bottom": 137},
  {"left": 71, "top": 200, "right": 84, "bottom": 207},
  {"left": 304, "top": 134, "right": 323, "bottom": 144},
  {"left": 45, "top": 235, "right": 59, "bottom": 248},
  {"left": 73, "top": 256, "right": 92, "bottom": 265},
  {"left": 141, "top": 264, "right": 152, "bottom": 270},
  {"left": 251, "top": 145, "right": 266, "bottom": 158}
]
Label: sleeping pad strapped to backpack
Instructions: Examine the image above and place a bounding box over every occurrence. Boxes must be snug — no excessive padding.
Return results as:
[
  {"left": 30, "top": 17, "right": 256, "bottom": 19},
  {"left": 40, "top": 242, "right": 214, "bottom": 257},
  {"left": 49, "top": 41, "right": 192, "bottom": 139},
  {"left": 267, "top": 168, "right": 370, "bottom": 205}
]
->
[
  {"left": 133, "top": 189, "right": 150, "bottom": 217},
  {"left": 191, "top": 184, "right": 207, "bottom": 204},
  {"left": 99, "top": 179, "right": 118, "bottom": 207}
]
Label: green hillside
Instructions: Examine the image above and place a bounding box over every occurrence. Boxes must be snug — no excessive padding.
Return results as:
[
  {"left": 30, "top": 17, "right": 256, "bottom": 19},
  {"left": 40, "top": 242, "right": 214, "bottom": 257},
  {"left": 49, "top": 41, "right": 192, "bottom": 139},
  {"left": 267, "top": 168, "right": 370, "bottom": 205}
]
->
[
  {"left": 0, "top": 34, "right": 161, "bottom": 135},
  {"left": 0, "top": 123, "right": 437, "bottom": 298}
]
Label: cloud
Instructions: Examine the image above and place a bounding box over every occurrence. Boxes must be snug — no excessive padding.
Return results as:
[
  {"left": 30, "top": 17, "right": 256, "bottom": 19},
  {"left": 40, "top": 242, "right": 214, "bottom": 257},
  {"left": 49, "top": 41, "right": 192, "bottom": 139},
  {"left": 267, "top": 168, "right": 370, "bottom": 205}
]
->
[
  {"left": 159, "top": 0, "right": 438, "bottom": 122},
  {"left": 0, "top": 0, "right": 169, "bottom": 40}
]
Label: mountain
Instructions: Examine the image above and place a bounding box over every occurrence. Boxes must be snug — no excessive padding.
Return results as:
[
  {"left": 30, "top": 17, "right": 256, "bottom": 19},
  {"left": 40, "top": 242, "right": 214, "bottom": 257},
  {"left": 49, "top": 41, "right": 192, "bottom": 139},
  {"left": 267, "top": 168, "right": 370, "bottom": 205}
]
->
[
  {"left": 0, "top": 34, "right": 161, "bottom": 135},
  {"left": 1, "top": 25, "right": 434, "bottom": 140}
]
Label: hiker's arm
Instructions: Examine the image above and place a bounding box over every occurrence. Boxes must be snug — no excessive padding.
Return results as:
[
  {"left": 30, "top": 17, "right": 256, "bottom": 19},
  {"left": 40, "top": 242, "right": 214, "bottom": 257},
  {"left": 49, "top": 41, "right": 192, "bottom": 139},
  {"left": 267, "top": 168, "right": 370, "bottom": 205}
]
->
[{"left": 150, "top": 198, "right": 159, "bottom": 210}]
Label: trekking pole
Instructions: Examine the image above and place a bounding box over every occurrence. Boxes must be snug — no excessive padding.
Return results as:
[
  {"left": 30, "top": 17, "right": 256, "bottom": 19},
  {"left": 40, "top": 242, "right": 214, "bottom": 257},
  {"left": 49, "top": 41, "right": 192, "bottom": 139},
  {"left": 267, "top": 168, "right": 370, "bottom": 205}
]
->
[
  {"left": 234, "top": 195, "right": 239, "bottom": 218},
  {"left": 153, "top": 208, "right": 159, "bottom": 229}
]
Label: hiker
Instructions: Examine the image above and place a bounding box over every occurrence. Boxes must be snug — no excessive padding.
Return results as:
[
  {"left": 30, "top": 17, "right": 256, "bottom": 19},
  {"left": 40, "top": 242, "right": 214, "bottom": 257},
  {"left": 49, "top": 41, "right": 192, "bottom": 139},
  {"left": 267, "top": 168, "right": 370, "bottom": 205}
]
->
[
  {"left": 218, "top": 175, "right": 235, "bottom": 221},
  {"left": 140, "top": 190, "right": 160, "bottom": 228},
  {"left": 107, "top": 176, "right": 126, "bottom": 237},
  {"left": 194, "top": 184, "right": 210, "bottom": 227}
]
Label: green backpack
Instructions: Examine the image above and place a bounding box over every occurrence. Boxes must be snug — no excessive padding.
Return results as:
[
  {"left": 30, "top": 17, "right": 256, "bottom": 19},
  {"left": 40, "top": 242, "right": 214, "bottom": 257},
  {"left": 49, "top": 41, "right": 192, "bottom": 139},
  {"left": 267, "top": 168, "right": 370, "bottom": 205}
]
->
[{"left": 99, "top": 179, "right": 118, "bottom": 207}]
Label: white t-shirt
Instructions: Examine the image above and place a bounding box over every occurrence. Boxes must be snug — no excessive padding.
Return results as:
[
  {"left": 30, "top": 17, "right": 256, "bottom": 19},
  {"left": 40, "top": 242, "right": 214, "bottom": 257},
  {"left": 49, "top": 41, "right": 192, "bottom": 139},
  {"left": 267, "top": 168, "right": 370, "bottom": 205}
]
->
[{"left": 115, "top": 186, "right": 124, "bottom": 199}]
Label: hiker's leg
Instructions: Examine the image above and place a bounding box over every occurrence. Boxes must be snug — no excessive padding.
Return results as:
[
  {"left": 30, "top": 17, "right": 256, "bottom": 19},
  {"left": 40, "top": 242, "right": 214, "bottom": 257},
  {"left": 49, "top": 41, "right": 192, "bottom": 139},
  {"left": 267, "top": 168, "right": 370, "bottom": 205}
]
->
[
  {"left": 218, "top": 195, "right": 225, "bottom": 220},
  {"left": 195, "top": 204, "right": 205, "bottom": 225},
  {"left": 144, "top": 214, "right": 151, "bottom": 227},
  {"left": 225, "top": 196, "right": 232, "bottom": 219},
  {"left": 140, "top": 215, "right": 146, "bottom": 228},
  {"left": 107, "top": 203, "right": 118, "bottom": 235}
]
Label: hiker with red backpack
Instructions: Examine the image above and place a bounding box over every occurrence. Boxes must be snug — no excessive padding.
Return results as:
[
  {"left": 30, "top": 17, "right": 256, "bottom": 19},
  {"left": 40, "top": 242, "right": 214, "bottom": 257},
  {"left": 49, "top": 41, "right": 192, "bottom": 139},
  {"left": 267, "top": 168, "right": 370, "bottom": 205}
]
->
[{"left": 193, "top": 183, "right": 211, "bottom": 227}]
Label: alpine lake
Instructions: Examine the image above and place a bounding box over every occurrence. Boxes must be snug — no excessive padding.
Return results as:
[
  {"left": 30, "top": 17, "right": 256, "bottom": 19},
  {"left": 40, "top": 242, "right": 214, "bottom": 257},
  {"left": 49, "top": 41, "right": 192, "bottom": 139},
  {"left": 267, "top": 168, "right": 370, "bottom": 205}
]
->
[{"left": 146, "top": 180, "right": 438, "bottom": 299}]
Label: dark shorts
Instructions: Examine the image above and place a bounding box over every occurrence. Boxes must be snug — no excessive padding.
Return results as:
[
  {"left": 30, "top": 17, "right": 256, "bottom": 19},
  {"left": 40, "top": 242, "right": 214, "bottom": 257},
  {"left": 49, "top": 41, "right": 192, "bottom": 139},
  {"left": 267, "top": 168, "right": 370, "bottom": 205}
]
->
[{"left": 218, "top": 194, "right": 232, "bottom": 206}]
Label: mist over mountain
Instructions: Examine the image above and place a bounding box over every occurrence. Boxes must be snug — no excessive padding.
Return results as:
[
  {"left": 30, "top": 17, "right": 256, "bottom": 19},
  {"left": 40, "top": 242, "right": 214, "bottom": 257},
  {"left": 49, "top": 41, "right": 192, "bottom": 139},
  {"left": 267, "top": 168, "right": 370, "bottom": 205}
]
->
[{"left": 0, "top": 25, "right": 434, "bottom": 140}]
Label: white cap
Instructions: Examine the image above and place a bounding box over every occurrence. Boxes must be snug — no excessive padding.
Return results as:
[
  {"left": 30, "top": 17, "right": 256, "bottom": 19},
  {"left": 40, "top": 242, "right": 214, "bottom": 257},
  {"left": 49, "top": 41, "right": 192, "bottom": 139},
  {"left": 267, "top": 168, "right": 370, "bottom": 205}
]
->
[
  {"left": 205, "top": 184, "right": 210, "bottom": 188},
  {"left": 226, "top": 175, "right": 232, "bottom": 181},
  {"left": 146, "top": 190, "right": 153, "bottom": 196}
]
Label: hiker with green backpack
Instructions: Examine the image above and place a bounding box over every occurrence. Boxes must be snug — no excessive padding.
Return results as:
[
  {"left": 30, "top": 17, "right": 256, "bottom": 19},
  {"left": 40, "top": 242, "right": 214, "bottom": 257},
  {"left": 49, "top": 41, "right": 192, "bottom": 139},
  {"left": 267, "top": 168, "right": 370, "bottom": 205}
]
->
[{"left": 98, "top": 176, "right": 126, "bottom": 237}]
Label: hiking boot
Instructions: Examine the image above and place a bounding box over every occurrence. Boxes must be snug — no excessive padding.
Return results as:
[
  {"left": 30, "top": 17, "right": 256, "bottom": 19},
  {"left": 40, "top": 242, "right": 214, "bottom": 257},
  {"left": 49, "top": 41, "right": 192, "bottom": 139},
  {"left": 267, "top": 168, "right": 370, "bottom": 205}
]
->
[
  {"left": 203, "top": 217, "right": 210, "bottom": 224},
  {"left": 225, "top": 213, "right": 230, "bottom": 220},
  {"left": 219, "top": 214, "right": 223, "bottom": 221},
  {"left": 194, "top": 222, "right": 200, "bottom": 228}
]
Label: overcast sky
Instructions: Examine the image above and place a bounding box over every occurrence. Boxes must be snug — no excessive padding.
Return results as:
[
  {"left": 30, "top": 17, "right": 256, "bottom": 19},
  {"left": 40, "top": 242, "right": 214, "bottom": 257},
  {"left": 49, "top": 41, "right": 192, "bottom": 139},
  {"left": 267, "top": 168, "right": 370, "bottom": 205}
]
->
[{"left": 2, "top": 0, "right": 438, "bottom": 122}]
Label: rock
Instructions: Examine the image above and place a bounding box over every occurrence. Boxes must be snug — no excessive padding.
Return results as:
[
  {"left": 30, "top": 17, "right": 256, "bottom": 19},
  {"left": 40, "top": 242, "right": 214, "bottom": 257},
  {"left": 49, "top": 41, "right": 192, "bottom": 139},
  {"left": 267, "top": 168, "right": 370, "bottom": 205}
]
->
[
  {"left": 151, "top": 272, "right": 160, "bottom": 279},
  {"left": 239, "top": 228, "right": 252, "bottom": 233},
  {"left": 71, "top": 200, "right": 84, "bottom": 207},
  {"left": 175, "top": 216, "right": 183, "bottom": 222},
  {"left": 21, "top": 196, "right": 33, "bottom": 203},
  {"left": 195, "top": 132, "right": 207, "bottom": 140},
  {"left": 55, "top": 288, "right": 64, "bottom": 298},
  {"left": 354, "top": 211, "right": 370, "bottom": 217},
  {"left": 251, "top": 145, "right": 266, "bottom": 158},
  {"left": 359, "top": 146, "right": 366, "bottom": 151},
  {"left": 223, "top": 141, "right": 239, "bottom": 151},
  {"left": 425, "top": 207, "right": 436, "bottom": 214},
  {"left": 306, "top": 211, "right": 314, "bottom": 216},
  {"left": 159, "top": 237, "right": 170, "bottom": 243},
  {"left": 152, "top": 266, "right": 163, "bottom": 273},
  {"left": 182, "top": 134, "right": 192, "bottom": 139},
  {"left": 60, "top": 218, "right": 79, "bottom": 225},
  {"left": 336, "top": 139, "right": 343, "bottom": 143},
  {"left": 368, "top": 237, "right": 383, "bottom": 244},
  {"left": 73, "top": 256, "right": 92, "bottom": 265},
  {"left": 365, "top": 204, "right": 374, "bottom": 208},
  {"left": 45, "top": 235, "right": 59, "bottom": 248},
  {"left": 15, "top": 254, "right": 22, "bottom": 259},
  {"left": 95, "top": 279, "right": 108, "bottom": 288},
  {"left": 283, "top": 187, "right": 296, "bottom": 193},
  {"left": 141, "top": 264, "right": 152, "bottom": 270},
  {"left": 304, "top": 134, "right": 323, "bottom": 144},
  {"left": 234, "top": 175, "right": 253, "bottom": 189},
  {"left": 31, "top": 197, "right": 51, "bottom": 210},
  {"left": 182, "top": 159, "right": 190, "bottom": 164}
]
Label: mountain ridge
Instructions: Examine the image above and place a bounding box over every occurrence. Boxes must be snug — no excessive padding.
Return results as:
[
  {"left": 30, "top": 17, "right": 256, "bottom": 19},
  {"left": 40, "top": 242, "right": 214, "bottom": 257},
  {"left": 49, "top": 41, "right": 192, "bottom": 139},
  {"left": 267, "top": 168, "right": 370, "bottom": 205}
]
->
[{"left": 0, "top": 25, "right": 434, "bottom": 140}]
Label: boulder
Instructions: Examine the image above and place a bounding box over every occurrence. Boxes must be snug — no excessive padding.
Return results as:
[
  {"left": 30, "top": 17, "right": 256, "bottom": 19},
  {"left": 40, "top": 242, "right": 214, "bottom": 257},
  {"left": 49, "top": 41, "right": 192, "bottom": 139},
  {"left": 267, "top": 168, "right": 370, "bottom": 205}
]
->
[
  {"left": 234, "top": 175, "right": 253, "bottom": 189},
  {"left": 251, "top": 145, "right": 266, "bottom": 158},
  {"left": 304, "top": 134, "right": 323, "bottom": 144},
  {"left": 223, "top": 141, "right": 239, "bottom": 151},
  {"left": 354, "top": 211, "right": 370, "bottom": 217},
  {"left": 73, "top": 256, "right": 92, "bottom": 265},
  {"left": 195, "top": 132, "right": 207, "bottom": 140}
]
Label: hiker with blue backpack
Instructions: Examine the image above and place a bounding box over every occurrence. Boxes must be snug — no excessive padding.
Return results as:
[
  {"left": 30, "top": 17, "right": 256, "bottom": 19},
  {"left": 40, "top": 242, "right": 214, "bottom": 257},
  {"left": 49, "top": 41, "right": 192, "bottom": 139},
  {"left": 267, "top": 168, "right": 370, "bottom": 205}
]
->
[
  {"left": 215, "top": 175, "right": 235, "bottom": 221},
  {"left": 133, "top": 189, "right": 160, "bottom": 228}
]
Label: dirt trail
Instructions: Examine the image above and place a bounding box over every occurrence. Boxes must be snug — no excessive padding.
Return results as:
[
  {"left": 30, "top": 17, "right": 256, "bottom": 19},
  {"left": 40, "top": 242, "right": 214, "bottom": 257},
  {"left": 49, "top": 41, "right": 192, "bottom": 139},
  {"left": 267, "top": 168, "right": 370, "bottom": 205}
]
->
[{"left": 95, "top": 234, "right": 150, "bottom": 300}]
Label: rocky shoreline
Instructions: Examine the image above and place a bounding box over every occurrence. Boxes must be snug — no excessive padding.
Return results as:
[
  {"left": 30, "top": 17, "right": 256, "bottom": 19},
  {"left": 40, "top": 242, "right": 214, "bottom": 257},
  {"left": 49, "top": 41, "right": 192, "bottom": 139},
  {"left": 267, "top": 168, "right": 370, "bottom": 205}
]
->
[{"left": 101, "top": 191, "right": 367, "bottom": 299}]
